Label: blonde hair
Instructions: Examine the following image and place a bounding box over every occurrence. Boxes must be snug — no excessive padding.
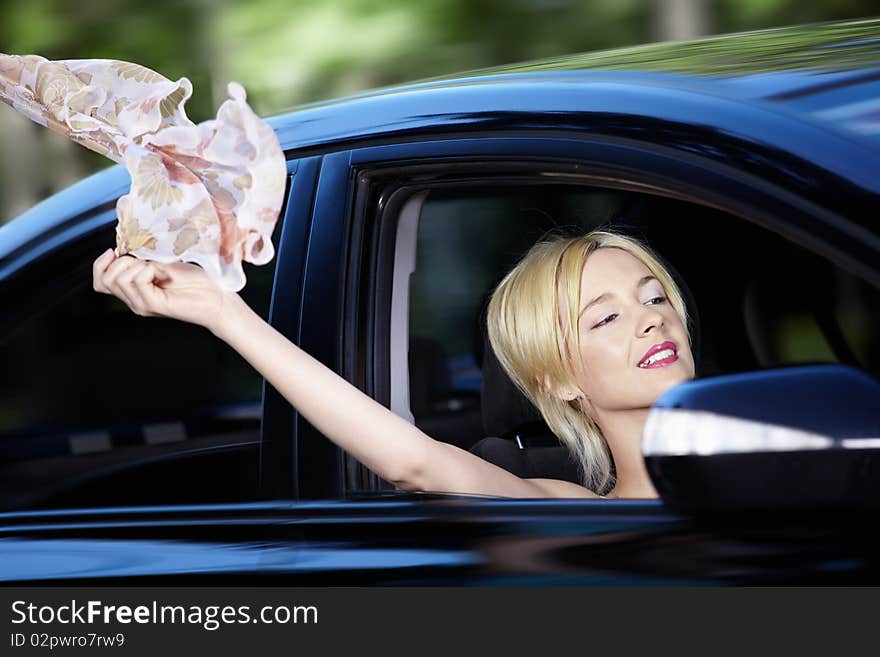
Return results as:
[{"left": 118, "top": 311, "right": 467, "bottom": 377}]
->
[{"left": 486, "top": 229, "right": 691, "bottom": 494}]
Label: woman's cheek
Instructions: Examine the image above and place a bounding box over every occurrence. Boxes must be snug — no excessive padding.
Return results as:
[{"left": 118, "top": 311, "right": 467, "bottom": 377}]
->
[{"left": 580, "top": 328, "right": 620, "bottom": 373}]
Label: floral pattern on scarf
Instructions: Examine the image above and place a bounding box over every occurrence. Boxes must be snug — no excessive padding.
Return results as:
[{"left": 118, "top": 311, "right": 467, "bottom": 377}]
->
[{"left": 0, "top": 53, "right": 286, "bottom": 292}]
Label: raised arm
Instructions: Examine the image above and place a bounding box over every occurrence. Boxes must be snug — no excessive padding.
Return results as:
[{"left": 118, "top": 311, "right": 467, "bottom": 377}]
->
[{"left": 92, "top": 250, "right": 596, "bottom": 499}]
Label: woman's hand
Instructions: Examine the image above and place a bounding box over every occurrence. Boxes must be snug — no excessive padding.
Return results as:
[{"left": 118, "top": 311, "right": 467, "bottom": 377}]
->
[{"left": 92, "top": 248, "right": 230, "bottom": 332}]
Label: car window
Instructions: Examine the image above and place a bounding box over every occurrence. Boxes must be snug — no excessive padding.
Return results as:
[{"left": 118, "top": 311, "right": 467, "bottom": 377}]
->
[
  {"left": 0, "top": 216, "right": 279, "bottom": 511},
  {"left": 392, "top": 178, "right": 879, "bottom": 460}
]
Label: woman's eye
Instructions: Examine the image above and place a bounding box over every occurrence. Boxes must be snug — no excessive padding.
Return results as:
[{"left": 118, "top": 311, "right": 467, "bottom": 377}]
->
[
  {"left": 647, "top": 295, "right": 667, "bottom": 305},
  {"left": 593, "top": 313, "right": 618, "bottom": 329}
]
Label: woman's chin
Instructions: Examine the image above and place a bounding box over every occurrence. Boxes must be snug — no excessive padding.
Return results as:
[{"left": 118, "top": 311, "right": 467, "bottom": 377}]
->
[{"left": 646, "top": 363, "right": 694, "bottom": 395}]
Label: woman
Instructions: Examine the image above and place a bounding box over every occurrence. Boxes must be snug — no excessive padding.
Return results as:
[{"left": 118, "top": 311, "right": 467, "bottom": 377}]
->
[{"left": 92, "top": 228, "right": 696, "bottom": 499}]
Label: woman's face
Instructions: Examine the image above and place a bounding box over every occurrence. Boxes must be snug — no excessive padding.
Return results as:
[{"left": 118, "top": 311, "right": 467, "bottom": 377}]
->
[{"left": 562, "top": 247, "right": 696, "bottom": 415}]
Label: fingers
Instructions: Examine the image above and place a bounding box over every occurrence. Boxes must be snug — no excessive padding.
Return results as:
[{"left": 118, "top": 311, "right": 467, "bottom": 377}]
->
[
  {"left": 94, "top": 252, "right": 148, "bottom": 313},
  {"left": 130, "top": 263, "right": 165, "bottom": 315},
  {"left": 111, "top": 260, "right": 139, "bottom": 311},
  {"left": 92, "top": 248, "right": 117, "bottom": 293},
  {"left": 114, "top": 258, "right": 156, "bottom": 315}
]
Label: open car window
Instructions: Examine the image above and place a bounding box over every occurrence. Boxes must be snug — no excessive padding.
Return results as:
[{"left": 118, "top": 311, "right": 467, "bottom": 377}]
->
[{"left": 384, "top": 175, "right": 880, "bottom": 492}]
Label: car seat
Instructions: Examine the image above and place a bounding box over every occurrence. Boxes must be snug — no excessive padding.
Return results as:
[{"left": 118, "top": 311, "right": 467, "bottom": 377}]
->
[{"left": 409, "top": 335, "right": 483, "bottom": 449}]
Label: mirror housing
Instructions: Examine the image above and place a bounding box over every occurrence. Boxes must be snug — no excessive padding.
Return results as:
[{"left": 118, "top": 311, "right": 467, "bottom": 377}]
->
[{"left": 643, "top": 365, "right": 880, "bottom": 511}]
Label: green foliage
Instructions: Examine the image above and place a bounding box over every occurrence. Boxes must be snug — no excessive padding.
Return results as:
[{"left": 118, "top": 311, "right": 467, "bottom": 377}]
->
[
  {"left": 479, "top": 17, "right": 880, "bottom": 77},
  {"left": 1, "top": 0, "right": 879, "bottom": 220},
  {"left": 3, "top": 0, "right": 877, "bottom": 116},
  {"left": 0, "top": 0, "right": 216, "bottom": 120}
]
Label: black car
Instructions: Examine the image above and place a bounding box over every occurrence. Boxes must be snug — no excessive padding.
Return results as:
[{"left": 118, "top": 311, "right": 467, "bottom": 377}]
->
[{"left": 0, "top": 18, "right": 878, "bottom": 584}]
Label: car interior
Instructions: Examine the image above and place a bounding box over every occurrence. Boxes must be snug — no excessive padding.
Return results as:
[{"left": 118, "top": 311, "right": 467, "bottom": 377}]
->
[{"left": 401, "top": 182, "right": 879, "bottom": 493}]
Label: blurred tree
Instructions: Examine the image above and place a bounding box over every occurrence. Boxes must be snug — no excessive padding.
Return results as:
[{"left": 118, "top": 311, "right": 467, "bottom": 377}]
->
[
  {"left": 716, "top": 0, "right": 879, "bottom": 33},
  {"left": 655, "top": 0, "right": 709, "bottom": 40},
  {"left": 217, "top": 0, "right": 654, "bottom": 113}
]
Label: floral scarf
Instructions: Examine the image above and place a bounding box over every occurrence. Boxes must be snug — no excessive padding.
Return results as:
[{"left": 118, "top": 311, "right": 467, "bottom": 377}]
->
[{"left": 0, "top": 54, "right": 285, "bottom": 292}]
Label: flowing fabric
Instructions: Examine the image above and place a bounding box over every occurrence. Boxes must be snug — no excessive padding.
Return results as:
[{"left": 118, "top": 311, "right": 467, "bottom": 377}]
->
[{"left": 0, "top": 53, "right": 286, "bottom": 292}]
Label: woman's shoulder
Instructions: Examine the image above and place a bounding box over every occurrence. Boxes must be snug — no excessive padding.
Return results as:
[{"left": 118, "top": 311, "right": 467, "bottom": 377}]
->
[{"left": 524, "top": 478, "right": 602, "bottom": 498}]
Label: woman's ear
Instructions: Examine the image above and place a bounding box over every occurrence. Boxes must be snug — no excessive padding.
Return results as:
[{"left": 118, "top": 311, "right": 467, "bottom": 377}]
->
[
  {"left": 557, "top": 387, "right": 581, "bottom": 402},
  {"left": 538, "top": 373, "right": 581, "bottom": 402}
]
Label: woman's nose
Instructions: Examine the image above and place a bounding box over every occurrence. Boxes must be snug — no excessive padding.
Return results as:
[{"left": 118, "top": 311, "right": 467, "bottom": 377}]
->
[{"left": 637, "top": 306, "right": 665, "bottom": 336}]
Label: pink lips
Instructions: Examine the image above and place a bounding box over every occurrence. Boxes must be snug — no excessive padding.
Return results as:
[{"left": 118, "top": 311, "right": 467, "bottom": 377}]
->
[{"left": 637, "top": 340, "right": 678, "bottom": 369}]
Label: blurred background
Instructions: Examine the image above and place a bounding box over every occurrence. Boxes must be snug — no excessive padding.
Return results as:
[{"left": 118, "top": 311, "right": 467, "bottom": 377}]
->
[{"left": 1, "top": 0, "right": 878, "bottom": 223}]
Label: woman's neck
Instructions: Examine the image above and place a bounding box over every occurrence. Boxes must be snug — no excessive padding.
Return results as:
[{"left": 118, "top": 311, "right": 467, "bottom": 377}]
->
[{"left": 595, "top": 407, "right": 658, "bottom": 499}]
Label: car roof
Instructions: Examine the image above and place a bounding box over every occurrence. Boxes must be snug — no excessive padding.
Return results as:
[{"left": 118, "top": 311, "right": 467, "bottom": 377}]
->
[
  {"left": 2, "top": 18, "right": 879, "bottom": 268},
  {"left": 265, "top": 17, "right": 880, "bottom": 150}
]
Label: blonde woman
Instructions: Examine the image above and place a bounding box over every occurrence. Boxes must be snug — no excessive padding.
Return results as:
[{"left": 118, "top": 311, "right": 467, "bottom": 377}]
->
[{"left": 92, "top": 228, "right": 696, "bottom": 499}]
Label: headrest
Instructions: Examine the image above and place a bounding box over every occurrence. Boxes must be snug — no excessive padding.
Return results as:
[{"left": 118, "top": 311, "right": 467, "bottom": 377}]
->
[
  {"left": 479, "top": 331, "right": 546, "bottom": 438},
  {"left": 742, "top": 248, "right": 850, "bottom": 369}
]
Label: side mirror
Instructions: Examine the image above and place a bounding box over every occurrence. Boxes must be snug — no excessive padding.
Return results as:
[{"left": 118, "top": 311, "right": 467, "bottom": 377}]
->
[{"left": 643, "top": 365, "right": 880, "bottom": 511}]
